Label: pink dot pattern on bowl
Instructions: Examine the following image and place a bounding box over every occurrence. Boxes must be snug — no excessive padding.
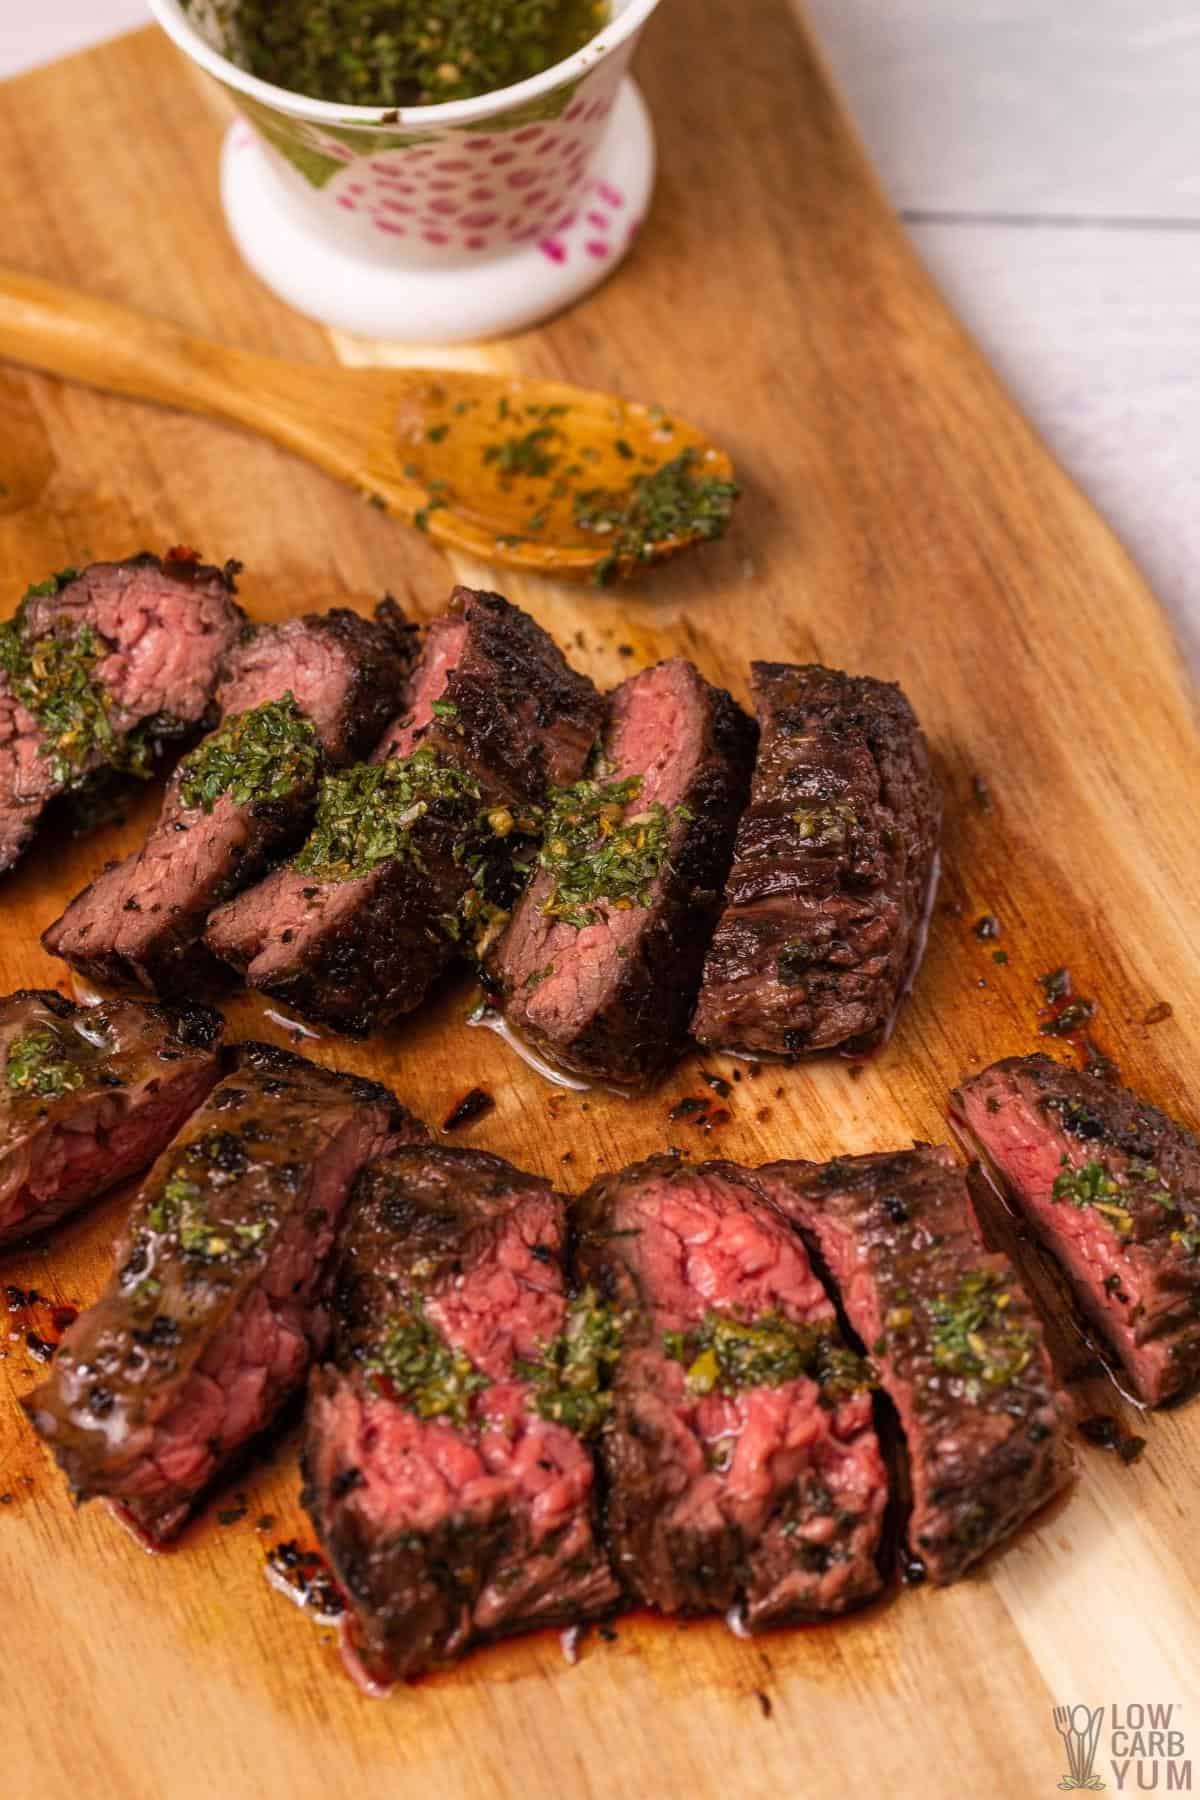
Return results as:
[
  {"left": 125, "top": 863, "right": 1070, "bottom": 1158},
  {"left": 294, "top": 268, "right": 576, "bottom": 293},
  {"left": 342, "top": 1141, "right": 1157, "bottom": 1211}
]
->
[
  {"left": 538, "top": 179, "right": 625, "bottom": 267},
  {"left": 262, "top": 68, "right": 624, "bottom": 258}
]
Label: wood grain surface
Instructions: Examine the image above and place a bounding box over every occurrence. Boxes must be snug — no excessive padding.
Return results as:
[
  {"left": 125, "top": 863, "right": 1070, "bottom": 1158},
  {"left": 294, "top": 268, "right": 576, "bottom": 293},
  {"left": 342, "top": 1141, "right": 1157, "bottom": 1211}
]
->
[{"left": 1, "top": 9, "right": 1197, "bottom": 1797}]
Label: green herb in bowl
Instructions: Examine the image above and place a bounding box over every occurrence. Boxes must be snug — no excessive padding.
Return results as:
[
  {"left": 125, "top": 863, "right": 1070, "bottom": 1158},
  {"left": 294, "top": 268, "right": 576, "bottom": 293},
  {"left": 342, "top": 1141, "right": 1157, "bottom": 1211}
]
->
[{"left": 231, "top": 0, "right": 609, "bottom": 107}]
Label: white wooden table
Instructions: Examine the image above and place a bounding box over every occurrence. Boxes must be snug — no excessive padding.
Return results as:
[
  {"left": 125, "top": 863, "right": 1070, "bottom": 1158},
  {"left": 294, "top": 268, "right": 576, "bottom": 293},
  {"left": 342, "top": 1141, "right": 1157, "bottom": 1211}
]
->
[{"left": 7, "top": 1, "right": 1197, "bottom": 669}]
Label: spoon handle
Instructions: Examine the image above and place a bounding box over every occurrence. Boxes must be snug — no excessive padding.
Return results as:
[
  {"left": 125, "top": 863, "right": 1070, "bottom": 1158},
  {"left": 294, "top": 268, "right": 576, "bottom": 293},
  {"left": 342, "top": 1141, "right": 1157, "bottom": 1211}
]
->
[
  {"left": 0, "top": 264, "right": 410, "bottom": 520},
  {"left": 0, "top": 265, "right": 275, "bottom": 423}
]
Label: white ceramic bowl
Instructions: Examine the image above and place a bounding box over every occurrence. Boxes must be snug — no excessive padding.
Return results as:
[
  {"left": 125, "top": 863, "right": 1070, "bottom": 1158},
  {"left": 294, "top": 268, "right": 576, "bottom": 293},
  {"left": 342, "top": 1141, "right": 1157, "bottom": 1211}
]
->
[{"left": 148, "top": 0, "right": 664, "bottom": 341}]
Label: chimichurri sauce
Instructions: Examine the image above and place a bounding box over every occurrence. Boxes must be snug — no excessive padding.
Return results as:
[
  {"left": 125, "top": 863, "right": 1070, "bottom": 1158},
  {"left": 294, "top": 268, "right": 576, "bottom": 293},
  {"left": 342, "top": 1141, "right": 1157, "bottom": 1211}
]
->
[{"left": 231, "top": 0, "right": 608, "bottom": 107}]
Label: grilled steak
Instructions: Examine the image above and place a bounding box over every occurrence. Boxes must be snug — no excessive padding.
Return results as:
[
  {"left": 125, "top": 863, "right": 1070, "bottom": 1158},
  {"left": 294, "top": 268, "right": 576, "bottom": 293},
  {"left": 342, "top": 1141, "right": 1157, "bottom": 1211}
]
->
[
  {"left": 575, "top": 1155, "right": 886, "bottom": 1626},
  {"left": 24, "top": 1043, "right": 424, "bottom": 1541},
  {"left": 303, "top": 1147, "right": 619, "bottom": 1683},
  {"left": 692, "top": 663, "right": 940, "bottom": 1057},
  {"left": 954, "top": 1056, "right": 1200, "bottom": 1406},
  {"left": 762, "top": 1147, "right": 1073, "bottom": 1582},
  {"left": 0, "top": 990, "right": 223, "bottom": 1246},
  {"left": 487, "top": 659, "right": 756, "bottom": 1087},
  {"left": 206, "top": 588, "right": 603, "bottom": 1036},
  {"left": 0, "top": 552, "right": 243, "bottom": 874},
  {"left": 43, "top": 605, "right": 415, "bottom": 995}
]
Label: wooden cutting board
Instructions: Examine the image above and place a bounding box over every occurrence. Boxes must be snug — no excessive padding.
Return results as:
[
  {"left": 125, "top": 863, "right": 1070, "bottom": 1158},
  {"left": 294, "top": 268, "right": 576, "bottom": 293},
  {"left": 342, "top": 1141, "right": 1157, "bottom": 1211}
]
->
[{"left": 2, "top": 10, "right": 1197, "bottom": 1796}]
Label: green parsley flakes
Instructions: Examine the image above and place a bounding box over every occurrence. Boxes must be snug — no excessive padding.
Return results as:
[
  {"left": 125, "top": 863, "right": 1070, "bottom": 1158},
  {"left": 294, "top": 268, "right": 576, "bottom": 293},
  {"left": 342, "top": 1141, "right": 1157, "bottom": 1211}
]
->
[
  {"left": 294, "top": 747, "right": 483, "bottom": 883},
  {"left": 177, "top": 692, "right": 321, "bottom": 815},
  {"left": 367, "top": 1300, "right": 488, "bottom": 1426},
  {"left": 231, "top": 0, "right": 607, "bottom": 108},
  {"left": 517, "top": 1287, "right": 624, "bottom": 1439},
  {"left": 927, "top": 1269, "right": 1035, "bottom": 1400},
  {"left": 1051, "top": 1159, "right": 1133, "bottom": 1234},
  {"left": 4, "top": 1026, "right": 85, "bottom": 1100},
  {"left": 573, "top": 448, "right": 739, "bottom": 584},
  {"left": 538, "top": 773, "right": 682, "bottom": 928},
  {"left": 663, "top": 1309, "right": 874, "bottom": 1404}
]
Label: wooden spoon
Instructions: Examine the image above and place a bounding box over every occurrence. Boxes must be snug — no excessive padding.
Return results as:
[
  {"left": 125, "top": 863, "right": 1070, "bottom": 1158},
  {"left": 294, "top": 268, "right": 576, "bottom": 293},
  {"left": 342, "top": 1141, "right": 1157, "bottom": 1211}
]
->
[{"left": 0, "top": 267, "right": 737, "bottom": 583}]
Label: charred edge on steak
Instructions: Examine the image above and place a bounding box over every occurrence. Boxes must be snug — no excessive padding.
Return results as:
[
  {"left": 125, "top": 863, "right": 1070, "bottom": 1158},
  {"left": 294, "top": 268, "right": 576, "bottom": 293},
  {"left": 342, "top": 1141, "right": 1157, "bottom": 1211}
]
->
[
  {"left": 759, "top": 1146, "right": 1074, "bottom": 1583},
  {"left": 0, "top": 553, "right": 245, "bottom": 876},
  {"left": 204, "top": 587, "right": 604, "bottom": 1037},
  {"left": 0, "top": 990, "right": 226, "bottom": 1247},
  {"left": 574, "top": 1153, "right": 888, "bottom": 1627},
  {"left": 486, "top": 658, "right": 757, "bottom": 1088},
  {"left": 21, "top": 1043, "right": 426, "bottom": 1540},
  {"left": 691, "top": 662, "right": 942, "bottom": 1059},
  {"left": 42, "top": 603, "right": 418, "bottom": 997},
  {"left": 302, "top": 1145, "right": 619, "bottom": 1683},
  {"left": 953, "top": 1055, "right": 1200, "bottom": 1407}
]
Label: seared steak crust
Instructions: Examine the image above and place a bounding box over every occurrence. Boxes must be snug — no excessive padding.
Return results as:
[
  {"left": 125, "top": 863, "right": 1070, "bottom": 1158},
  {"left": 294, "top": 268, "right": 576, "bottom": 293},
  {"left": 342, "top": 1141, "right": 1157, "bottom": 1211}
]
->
[
  {"left": 0, "top": 553, "right": 243, "bottom": 874},
  {"left": 762, "top": 1147, "right": 1073, "bottom": 1582},
  {"left": 954, "top": 1056, "right": 1200, "bottom": 1405},
  {"left": 373, "top": 587, "right": 604, "bottom": 792},
  {"left": 24, "top": 1042, "right": 425, "bottom": 1541},
  {"left": 43, "top": 603, "right": 415, "bottom": 996},
  {"left": 215, "top": 603, "right": 417, "bottom": 765},
  {"left": 692, "top": 663, "right": 941, "bottom": 1056},
  {"left": 488, "top": 660, "right": 757, "bottom": 1087},
  {"left": 206, "top": 588, "right": 603, "bottom": 1036},
  {"left": 303, "top": 1147, "right": 618, "bottom": 1683},
  {"left": 576, "top": 1154, "right": 887, "bottom": 1626},
  {"left": 0, "top": 990, "right": 223, "bottom": 1246}
]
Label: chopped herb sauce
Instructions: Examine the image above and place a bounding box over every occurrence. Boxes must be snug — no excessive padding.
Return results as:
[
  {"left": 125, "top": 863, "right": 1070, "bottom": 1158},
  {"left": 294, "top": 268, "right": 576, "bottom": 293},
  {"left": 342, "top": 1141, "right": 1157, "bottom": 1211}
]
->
[
  {"left": 294, "top": 747, "right": 485, "bottom": 883},
  {"left": 537, "top": 772, "right": 683, "bottom": 928},
  {"left": 177, "top": 692, "right": 321, "bottom": 814},
  {"left": 927, "top": 1269, "right": 1035, "bottom": 1399},
  {"left": 573, "top": 448, "right": 740, "bottom": 584},
  {"left": 231, "top": 0, "right": 607, "bottom": 107},
  {"left": 790, "top": 802, "right": 855, "bottom": 847},
  {"left": 663, "top": 1309, "right": 874, "bottom": 1405},
  {"left": 4, "top": 1025, "right": 87, "bottom": 1100},
  {"left": 1051, "top": 1158, "right": 1133, "bottom": 1234},
  {"left": 483, "top": 413, "right": 567, "bottom": 481},
  {"left": 0, "top": 574, "right": 162, "bottom": 790},
  {"left": 518, "top": 1287, "right": 624, "bottom": 1438},
  {"left": 144, "top": 1134, "right": 269, "bottom": 1264},
  {"left": 367, "top": 1299, "right": 488, "bottom": 1426}
]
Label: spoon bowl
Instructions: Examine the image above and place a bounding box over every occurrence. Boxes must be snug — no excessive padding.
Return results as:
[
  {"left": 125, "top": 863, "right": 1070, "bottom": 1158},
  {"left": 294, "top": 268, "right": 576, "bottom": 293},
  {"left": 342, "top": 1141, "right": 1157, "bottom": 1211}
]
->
[{"left": 0, "top": 267, "right": 737, "bottom": 583}]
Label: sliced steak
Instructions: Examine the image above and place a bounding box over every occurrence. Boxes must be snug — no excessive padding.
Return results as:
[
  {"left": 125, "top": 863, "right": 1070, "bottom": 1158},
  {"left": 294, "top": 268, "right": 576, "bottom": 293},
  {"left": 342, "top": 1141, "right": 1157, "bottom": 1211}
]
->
[
  {"left": 43, "top": 604, "right": 415, "bottom": 995},
  {"left": 206, "top": 588, "right": 603, "bottom": 1036},
  {"left": 692, "top": 663, "right": 941, "bottom": 1057},
  {"left": 303, "top": 1146, "right": 619, "bottom": 1684},
  {"left": 0, "top": 990, "right": 223, "bottom": 1246},
  {"left": 954, "top": 1056, "right": 1200, "bottom": 1406},
  {"left": 762, "top": 1147, "right": 1073, "bottom": 1582},
  {"left": 24, "top": 1042, "right": 425, "bottom": 1541},
  {"left": 487, "top": 659, "right": 757, "bottom": 1087},
  {"left": 575, "top": 1154, "right": 886, "bottom": 1626},
  {"left": 0, "top": 552, "right": 243, "bottom": 873}
]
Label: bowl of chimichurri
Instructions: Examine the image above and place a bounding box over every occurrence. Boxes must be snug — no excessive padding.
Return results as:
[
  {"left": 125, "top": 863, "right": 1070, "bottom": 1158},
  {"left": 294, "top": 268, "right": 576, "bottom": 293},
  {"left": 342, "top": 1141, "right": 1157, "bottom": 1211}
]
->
[{"left": 149, "top": 0, "right": 665, "bottom": 341}]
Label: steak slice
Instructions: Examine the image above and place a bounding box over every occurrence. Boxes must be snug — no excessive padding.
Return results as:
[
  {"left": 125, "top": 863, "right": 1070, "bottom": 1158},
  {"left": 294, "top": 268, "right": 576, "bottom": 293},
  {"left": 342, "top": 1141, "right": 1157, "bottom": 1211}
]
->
[
  {"left": 24, "top": 1042, "right": 425, "bottom": 1541},
  {"left": 43, "top": 604, "right": 415, "bottom": 995},
  {"left": 692, "top": 663, "right": 941, "bottom": 1057},
  {"left": 953, "top": 1056, "right": 1200, "bottom": 1406},
  {"left": 0, "top": 552, "right": 243, "bottom": 874},
  {"left": 762, "top": 1147, "right": 1073, "bottom": 1583},
  {"left": 486, "top": 659, "right": 757, "bottom": 1087},
  {"left": 0, "top": 990, "right": 223, "bottom": 1246},
  {"left": 206, "top": 587, "right": 603, "bottom": 1036},
  {"left": 302, "top": 1146, "right": 619, "bottom": 1684},
  {"left": 575, "top": 1154, "right": 887, "bottom": 1626}
]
